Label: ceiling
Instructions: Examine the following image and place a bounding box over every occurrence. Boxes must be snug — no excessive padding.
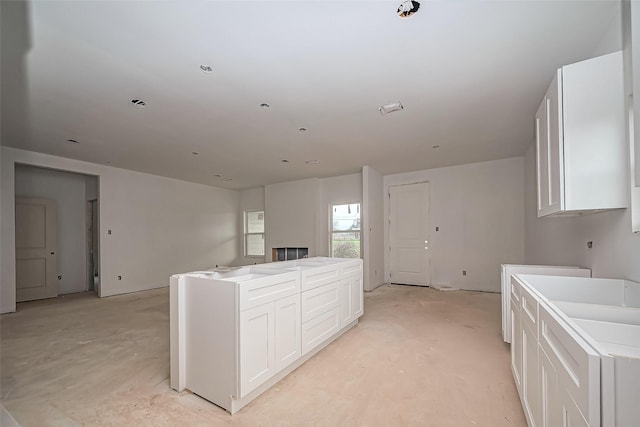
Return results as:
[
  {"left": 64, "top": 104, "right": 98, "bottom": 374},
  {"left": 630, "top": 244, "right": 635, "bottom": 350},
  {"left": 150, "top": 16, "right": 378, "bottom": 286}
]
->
[{"left": 0, "top": 0, "right": 620, "bottom": 190}]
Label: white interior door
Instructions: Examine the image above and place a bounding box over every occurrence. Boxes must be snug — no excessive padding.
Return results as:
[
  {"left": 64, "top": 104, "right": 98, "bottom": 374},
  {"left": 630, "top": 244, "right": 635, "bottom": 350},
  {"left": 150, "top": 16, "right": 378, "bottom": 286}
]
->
[
  {"left": 389, "top": 183, "right": 430, "bottom": 286},
  {"left": 16, "top": 197, "right": 58, "bottom": 302}
]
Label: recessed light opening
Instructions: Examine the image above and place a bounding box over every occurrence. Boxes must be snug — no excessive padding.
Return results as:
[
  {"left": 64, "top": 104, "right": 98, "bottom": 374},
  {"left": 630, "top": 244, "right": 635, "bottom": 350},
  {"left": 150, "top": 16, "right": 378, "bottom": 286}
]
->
[
  {"left": 65, "top": 139, "right": 79, "bottom": 144},
  {"left": 281, "top": 159, "right": 289, "bottom": 163},
  {"left": 379, "top": 102, "right": 404, "bottom": 115},
  {"left": 200, "top": 65, "right": 213, "bottom": 73},
  {"left": 305, "top": 160, "right": 319, "bottom": 165},
  {"left": 260, "top": 103, "right": 270, "bottom": 109},
  {"left": 192, "top": 152, "right": 199, "bottom": 155},
  {"left": 299, "top": 127, "right": 307, "bottom": 132},
  {"left": 432, "top": 145, "right": 440, "bottom": 149}
]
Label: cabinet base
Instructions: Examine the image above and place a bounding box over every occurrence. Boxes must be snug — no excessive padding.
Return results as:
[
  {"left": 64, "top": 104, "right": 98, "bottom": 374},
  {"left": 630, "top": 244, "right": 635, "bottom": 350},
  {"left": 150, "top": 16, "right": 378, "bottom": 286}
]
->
[{"left": 189, "top": 318, "right": 359, "bottom": 414}]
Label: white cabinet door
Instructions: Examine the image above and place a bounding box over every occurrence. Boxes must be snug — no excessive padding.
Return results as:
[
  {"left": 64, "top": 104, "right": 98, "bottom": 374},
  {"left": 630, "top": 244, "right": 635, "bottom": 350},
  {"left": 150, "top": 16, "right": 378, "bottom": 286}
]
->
[
  {"left": 536, "top": 70, "right": 564, "bottom": 217},
  {"left": 540, "top": 348, "right": 560, "bottom": 427},
  {"left": 340, "top": 274, "right": 363, "bottom": 327},
  {"left": 511, "top": 293, "right": 523, "bottom": 394},
  {"left": 240, "top": 303, "right": 275, "bottom": 397},
  {"left": 522, "top": 320, "right": 540, "bottom": 427},
  {"left": 274, "top": 295, "right": 301, "bottom": 373}
]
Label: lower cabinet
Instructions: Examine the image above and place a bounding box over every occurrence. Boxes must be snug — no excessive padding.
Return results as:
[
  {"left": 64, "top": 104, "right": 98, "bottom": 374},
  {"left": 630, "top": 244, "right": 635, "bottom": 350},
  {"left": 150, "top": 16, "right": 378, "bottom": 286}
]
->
[
  {"left": 510, "top": 292, "right": 523, "bottom": 394},
  {"left": 512, "top": 277, "right": 600, "bottom": 427},
  {"left": 340, "top": 273, "right": 363, "bottom": 326},
  {"left": 539, "top": 348, "right": 559, "bottom": 427},
  {"left": 522, "top": 320, "right": 540, "bottom": 427},
  {"left": 274, "top": 295, "right": 301, "bottom": 373},
  {"left": 240, "top": 303, "right": 276, "bottom": 397},
  {"left": 240, "top": 294, "right": 301, "bottom": 397}
]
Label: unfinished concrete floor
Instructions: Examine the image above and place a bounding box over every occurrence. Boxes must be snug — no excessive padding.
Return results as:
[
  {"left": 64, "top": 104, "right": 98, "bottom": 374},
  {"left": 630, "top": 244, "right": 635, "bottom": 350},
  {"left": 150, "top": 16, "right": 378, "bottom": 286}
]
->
[{"left": 1, "top": 284, "right": 526, "bottom": 426}]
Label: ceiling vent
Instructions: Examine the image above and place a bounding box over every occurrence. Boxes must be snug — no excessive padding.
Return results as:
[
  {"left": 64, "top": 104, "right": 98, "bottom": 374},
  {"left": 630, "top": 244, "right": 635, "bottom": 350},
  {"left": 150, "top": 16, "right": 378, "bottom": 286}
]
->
[
  {"left": 379, "top": 102, "right": 404, "bottom": 115},
  {"left": 131, "top": 99, "right": 147, "bottom": 109}
]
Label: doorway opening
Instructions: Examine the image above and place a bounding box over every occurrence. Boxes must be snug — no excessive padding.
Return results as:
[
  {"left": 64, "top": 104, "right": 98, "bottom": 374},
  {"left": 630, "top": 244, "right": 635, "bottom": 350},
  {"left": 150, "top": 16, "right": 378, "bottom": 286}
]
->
[{"left": 14, "top": 164, "right": 100, "bottom": 302}]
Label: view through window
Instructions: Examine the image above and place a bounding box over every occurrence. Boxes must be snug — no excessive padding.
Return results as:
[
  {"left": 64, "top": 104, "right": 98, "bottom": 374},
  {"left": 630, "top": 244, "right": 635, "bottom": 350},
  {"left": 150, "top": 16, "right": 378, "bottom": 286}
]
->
[
  {"left": 331, "top": 203, "right": 361, "bottom": 258},
  {"left": 245, "top": 210, "right": 265, "bottom": 256}
]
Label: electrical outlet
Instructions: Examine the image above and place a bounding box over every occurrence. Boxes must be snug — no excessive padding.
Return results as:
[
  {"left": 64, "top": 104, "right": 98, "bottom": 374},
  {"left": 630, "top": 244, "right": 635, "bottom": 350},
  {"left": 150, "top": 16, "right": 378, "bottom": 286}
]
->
[
  {"left": 58, "top": 275, "right": 62, "bottom": 280},
  {"left": 462, "top": 270, "right": 467, "bottom": 276},
  {"left": 436, "top": 226, "right": 439, "bottom": 231},
  {"left": 108, "top": 229, "right": 112, "bottom": 235},
  {"left": 118, "top": 275, "right": 122, "bottom": 280},
  {"left": 587, "top": 241, "right": 593, "bottom": 249}
]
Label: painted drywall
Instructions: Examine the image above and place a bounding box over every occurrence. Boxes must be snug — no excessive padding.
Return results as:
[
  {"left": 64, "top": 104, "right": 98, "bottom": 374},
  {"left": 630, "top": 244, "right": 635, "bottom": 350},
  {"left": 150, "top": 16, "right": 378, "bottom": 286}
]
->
[
  {"left": 264, "top": 178, "right": 320, "bottom": 261},
  {"left": 524, "top": 145, "right": 640, "bottom": 282},
  {"left": 383, "top": 157, "right": 526, "bottom": 292},
  {"left": 317, "top": 173, "right": 362, "bottom": 257},
  {"left": 1, "top": 147, "right": 239, "bottom": 313},
  {"left": 238, "top": 187, "right": 266, "bottom": 266},
  {"left": 264, "top": 174, "right": 362, "bottom": 262},
  {"left": 15, "top": 165, "right": 89, "bottom": 294},
  {"left": 363, "top": 166, "right": 385, "bottom": 292}
]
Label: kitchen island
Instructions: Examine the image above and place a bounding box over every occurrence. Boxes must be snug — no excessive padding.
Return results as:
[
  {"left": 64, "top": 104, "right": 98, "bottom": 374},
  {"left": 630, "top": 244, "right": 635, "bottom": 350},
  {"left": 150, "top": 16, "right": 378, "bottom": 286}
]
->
[{"left": 169, "top": 257, "right": 363, "bottom": 414}]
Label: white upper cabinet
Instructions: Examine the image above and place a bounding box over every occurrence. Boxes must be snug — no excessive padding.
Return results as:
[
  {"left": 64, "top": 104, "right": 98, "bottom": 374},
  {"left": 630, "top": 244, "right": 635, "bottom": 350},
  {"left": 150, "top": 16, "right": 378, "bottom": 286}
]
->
[{"left": 535, "top": 51, "right": 627, "bottom": 217}]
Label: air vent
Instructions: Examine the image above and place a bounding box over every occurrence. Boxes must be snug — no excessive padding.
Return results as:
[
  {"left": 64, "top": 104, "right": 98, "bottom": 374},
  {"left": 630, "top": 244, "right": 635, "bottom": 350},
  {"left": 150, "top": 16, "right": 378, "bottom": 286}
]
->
[{"left": 131, "top": 99, "right": 147, "bottom": 108}]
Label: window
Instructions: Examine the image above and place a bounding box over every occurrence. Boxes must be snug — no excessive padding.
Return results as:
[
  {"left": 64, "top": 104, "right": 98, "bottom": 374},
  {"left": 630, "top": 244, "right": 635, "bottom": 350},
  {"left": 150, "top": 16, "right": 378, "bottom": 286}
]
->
[
  {"left": 330, "top": 203, "right": 361, "bottom": 258},
  {"left": 244, "top": 210, "right": 265, "bottom": 257}
]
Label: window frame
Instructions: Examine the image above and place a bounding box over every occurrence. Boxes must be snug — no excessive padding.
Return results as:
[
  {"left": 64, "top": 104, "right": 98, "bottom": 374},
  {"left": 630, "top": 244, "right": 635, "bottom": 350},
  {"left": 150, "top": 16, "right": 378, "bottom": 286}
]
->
[
  {"left": 329, "top": 202, "right": 362, "bottom": 259},
  {"left": 244, "top": 210, "right": 265, "bottom": 257}
]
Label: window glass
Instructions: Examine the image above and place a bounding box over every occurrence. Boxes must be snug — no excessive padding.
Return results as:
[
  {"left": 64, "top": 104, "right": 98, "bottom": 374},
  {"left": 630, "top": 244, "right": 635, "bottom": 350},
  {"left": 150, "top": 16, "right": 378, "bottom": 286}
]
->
[{"left": 331, "top": 203, "right": 360, "bottom": 258}]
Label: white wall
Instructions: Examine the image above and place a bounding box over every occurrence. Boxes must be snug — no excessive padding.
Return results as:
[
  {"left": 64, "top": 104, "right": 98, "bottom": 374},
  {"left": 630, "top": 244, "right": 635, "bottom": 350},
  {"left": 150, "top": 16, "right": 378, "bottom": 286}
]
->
[
  {"left": 15, "top": 165, "right": 89, "bottom": 294},
  {"left": 264, "top": 178, "right": 320, "bottom": 261},
  {"left": 264, "top": 174, "right": 362, "bottom": 262},
  {"left": 363, "top": 166, "right": 385, "bottom": 291},
  {"left": 1, "top": 147, "right": 239, "bottom": 313},
  {"left": 383, "top": 157, "right": 526, "bottom": 292},
  {"left": 524, "top": 145, "right": 640, "bottom": 282},
  {"left": 238, "top": 186, "right": 265, "bottom": 265}
]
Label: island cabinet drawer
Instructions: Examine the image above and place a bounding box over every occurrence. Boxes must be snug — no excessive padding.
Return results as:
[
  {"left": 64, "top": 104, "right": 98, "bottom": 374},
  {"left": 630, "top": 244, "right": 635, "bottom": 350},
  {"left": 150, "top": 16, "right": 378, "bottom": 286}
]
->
[
  {"left": 301, "top": 281, "right": 340, "bottom": 323},
  {"left": 340, "top": 260, "right": 362, "bottom": 277},
  {"left": 301, "top": 265, "right": 341, "bottom": 291},
  {"left": 239, "top": 274, "right": 300, "bottom": 311},
  {"left": 301, "top": 307, "right": 340, "bottom": 356},
  {"left": 520, "top": 283, "right": 540, "bottom": 333},
  {"left": 538, "top": 303, "right": 600, "bottom": 426}
]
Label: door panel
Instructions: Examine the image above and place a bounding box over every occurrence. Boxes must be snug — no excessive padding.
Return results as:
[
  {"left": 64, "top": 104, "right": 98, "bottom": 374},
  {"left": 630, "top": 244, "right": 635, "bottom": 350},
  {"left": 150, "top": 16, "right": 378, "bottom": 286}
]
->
[
  {"left": 275, "top": 295, "right": 301, "bottom": 373},
  {"left": 15, "top": 198, "right": 58, "bottom": 302},
  {"left": 389, "top": 183, "right": 430, "bottom": 285},
  {"left": 239, "top": 303, "right": 275, "bottom": 397}
]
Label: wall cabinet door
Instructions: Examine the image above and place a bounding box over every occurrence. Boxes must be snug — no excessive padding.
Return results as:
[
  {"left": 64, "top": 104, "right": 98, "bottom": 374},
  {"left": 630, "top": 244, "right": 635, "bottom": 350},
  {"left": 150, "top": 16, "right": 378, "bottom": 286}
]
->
[
  {"left": 274, "top": 295, "right": 301, "bottom": 373},
  {"left": 536, "top": 70, "right": 564, "bottom": 217},
  {"left": 240, "top": 303, "right": 275, "bottom": 397}
]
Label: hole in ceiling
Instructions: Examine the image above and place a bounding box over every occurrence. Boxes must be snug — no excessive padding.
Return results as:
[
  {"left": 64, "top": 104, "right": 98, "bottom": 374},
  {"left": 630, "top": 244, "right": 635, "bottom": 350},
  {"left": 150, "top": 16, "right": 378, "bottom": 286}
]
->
[
  {"left": 397, "top": 1, "right": 420, "bottom": 18},
  {"left": 192, "top": 152, "right": 199, "bottom": 155},
  {"left": 200, "top": 65, "right": 213, "bottom": 73},
  {"left": 299, "top": 127, "right": 307, "bottom": 132},
  {"left": 281, "top": 159, "right": 289, "bottom": 163},
  {"left": 260, "top": 103, "right": 270, "bottom": 109},
  {"left": 65, "top": 139, "right": 79, "bottom": 144},
  {"left": 432, "top": 145, "right": 440, "bottom": 149},
  {"left": 214, "top": 173, "right": 222, "bottom": 178},
  {"left": 222, "top": 178, "right": 232, "bottom": 181},
  {"left": 131, "top": 99, "right": 147, "bottom": 108},
  {"left": 379, "top": 102, "right": 404, "bottom": 115},
  {"left": 305, "top": 160, "right": 320, "bottom": 165}
]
